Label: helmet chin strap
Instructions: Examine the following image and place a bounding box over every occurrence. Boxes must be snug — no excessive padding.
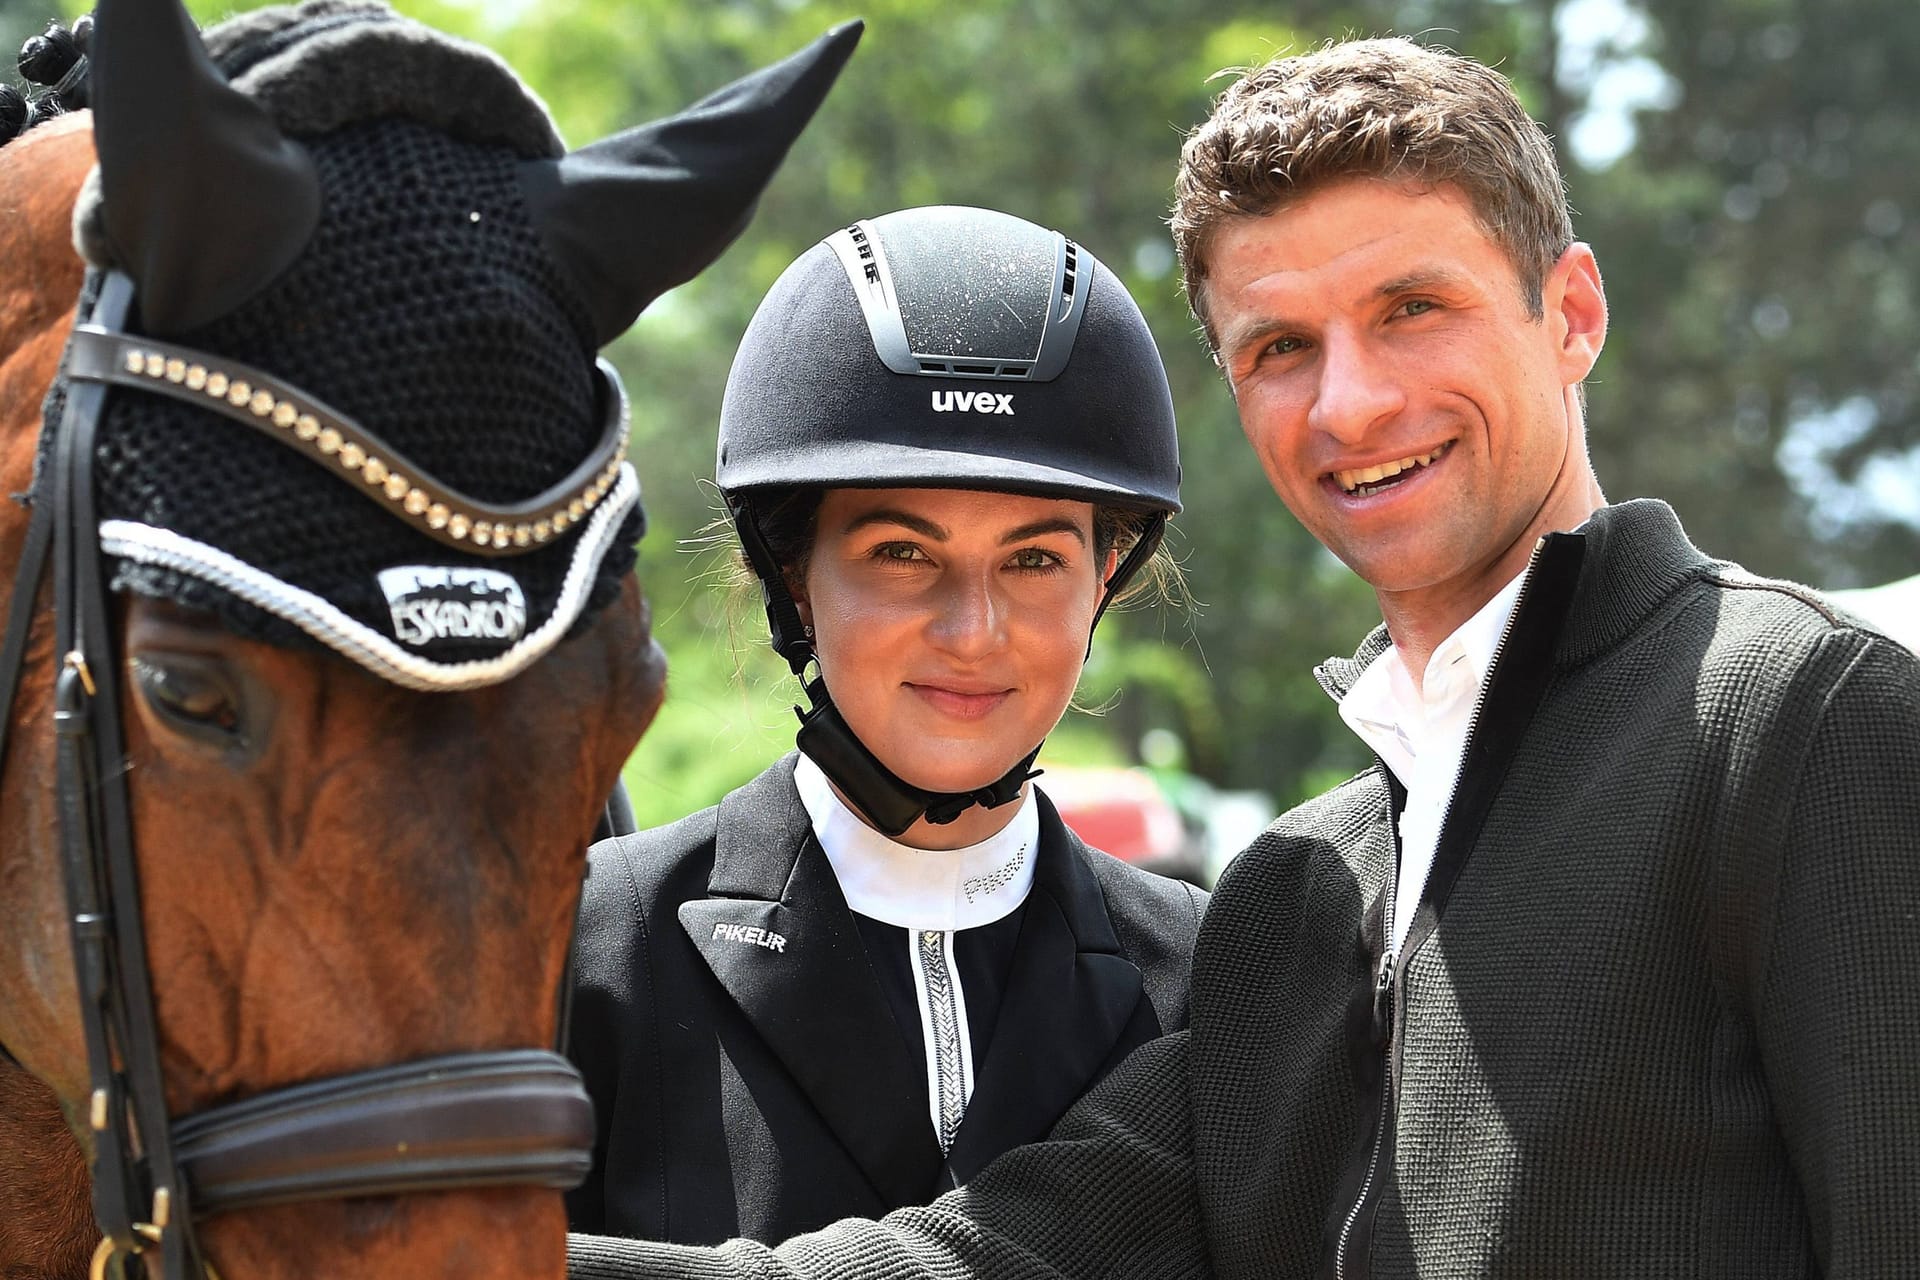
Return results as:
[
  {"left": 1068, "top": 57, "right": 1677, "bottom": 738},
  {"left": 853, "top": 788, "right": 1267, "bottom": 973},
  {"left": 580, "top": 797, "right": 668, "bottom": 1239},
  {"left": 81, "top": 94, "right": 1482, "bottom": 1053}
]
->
[
  {"left": 793, "top": 678, "right": 1040, "bottom": 838},
  {"left": 733, "top": 501, "right": 1163, "bottom": 839}
]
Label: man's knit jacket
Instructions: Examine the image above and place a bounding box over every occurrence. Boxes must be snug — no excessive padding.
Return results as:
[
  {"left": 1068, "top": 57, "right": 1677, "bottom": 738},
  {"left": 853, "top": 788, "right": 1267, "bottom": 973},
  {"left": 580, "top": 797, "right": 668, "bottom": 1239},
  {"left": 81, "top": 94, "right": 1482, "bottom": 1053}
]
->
[{"left": 569, "top": 499, "right": 1920, "bottom": 1280}]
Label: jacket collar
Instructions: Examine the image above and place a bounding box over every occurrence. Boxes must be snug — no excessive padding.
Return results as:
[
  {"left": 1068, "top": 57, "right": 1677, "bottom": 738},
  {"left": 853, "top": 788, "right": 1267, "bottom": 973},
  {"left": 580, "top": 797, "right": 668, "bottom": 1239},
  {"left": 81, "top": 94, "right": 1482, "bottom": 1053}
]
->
[
  {"left": 678, "top": 758, "right": 1148, "bottom": 1200},
  {"left": 1314, "top": 499, "right": 1714, "bottom": 703}
]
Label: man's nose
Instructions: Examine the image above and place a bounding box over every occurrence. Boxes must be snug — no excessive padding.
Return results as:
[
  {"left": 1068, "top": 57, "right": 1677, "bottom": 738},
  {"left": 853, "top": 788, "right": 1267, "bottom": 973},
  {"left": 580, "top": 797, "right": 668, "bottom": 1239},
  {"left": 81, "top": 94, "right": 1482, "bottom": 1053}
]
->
[{"left": 1306, "top": 332, "right": 1404, "bottom": 443}]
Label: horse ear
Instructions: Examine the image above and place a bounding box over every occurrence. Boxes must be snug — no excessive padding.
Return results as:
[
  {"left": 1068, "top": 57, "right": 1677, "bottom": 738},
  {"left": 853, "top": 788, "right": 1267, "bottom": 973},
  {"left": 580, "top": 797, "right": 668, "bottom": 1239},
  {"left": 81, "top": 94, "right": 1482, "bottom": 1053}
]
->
[
  {"left": 89, "top": 0, "right": 320, "bottom": 335},
  {"left": 520, "top": 21, "right": 863, "bottom": 347}
]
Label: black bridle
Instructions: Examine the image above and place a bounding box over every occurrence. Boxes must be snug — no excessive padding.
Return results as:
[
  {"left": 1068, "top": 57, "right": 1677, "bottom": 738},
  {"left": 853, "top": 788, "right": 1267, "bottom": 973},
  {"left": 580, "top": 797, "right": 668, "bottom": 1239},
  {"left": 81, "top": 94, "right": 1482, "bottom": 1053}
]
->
[{"left": 0, "top": 272, "right": 616, "bottom": 1280}]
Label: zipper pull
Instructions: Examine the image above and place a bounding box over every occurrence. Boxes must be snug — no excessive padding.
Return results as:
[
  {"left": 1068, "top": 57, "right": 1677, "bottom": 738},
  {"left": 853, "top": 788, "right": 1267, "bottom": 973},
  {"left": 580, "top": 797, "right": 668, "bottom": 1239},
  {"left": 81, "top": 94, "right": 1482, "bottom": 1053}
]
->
[{"left": 1371, "top": 956, "right": 1396, "bottom": 1051}]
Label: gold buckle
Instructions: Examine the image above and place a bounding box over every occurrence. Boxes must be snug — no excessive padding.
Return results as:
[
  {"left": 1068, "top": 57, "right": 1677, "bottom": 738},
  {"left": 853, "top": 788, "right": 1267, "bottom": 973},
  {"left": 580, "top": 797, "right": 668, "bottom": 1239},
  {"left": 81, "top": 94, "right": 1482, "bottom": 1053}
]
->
[
  {"left": 63, "top": 650, "right": 97, "bottom": 697},
  {"left": 87, "top": 1225, "right": 163, "bottom": 1280},
  {"left": 87, "top": 1193, "right": 167, "bottom": 1280}
]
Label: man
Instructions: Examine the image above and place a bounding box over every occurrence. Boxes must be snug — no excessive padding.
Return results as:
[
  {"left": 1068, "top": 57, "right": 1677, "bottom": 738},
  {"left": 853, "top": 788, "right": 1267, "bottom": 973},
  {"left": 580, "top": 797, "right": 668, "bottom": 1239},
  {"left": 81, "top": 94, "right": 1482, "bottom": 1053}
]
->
[{"left": 569, "top": 37, "right": 1920, "bottom": 1280}]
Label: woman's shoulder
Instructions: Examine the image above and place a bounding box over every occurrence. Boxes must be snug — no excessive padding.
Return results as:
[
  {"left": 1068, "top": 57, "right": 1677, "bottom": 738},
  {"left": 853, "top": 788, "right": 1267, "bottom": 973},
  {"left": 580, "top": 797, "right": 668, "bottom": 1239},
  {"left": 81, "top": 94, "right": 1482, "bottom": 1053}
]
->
[
  {"left": 585, "top": 804, "right": 721, "bottom": 898},
  {"left": 581, "top": 757, "right": 807, "bottom": 916},
  {"left": 573, "top": 805, "right": 721, "bottom": 982},
  {"left": 1035, "top": 793, "right": 1206, "bottom": 918},
  {"left": 1036, "top": 799, "right": 1208, "bottom": 951},
  {"left": 1077, "top": 844, "right": 1208, "bottom": 936}
]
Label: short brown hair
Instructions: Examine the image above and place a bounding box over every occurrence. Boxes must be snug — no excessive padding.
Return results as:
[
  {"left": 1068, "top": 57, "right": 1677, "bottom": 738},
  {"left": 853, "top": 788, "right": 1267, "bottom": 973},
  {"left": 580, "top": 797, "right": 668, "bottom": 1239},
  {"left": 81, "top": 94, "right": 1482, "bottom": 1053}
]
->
[{"left": 1173, "top": 37, "right": 1574, "bottom": 346}]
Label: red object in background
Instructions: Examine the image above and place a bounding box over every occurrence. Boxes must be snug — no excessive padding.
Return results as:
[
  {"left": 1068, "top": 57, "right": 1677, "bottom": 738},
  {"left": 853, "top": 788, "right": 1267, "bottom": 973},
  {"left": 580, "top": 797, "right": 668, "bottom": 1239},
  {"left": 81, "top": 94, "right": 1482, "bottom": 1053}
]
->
[{"left": 1038, "top": 766, "right": 1186, "bottom": 864}]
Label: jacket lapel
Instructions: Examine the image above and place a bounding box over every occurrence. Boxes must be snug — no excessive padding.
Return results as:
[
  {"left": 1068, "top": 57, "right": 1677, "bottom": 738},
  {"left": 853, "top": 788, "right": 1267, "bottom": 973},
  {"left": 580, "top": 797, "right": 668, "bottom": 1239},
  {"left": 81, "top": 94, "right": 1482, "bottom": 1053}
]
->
[
  {"left": 676, "top": 757, "right": 943, "bottom": 1205},
  {"left": 942, "top": 793, "right": 1149, "bottom": 1183}
]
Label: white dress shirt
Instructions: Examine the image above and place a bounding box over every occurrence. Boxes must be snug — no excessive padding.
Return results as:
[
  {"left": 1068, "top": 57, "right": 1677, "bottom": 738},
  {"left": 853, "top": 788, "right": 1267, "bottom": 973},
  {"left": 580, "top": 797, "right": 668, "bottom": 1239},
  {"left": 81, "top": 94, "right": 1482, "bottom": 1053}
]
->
[{"left": 1338, "top": 570, "right": 1528, "bottom": 957}]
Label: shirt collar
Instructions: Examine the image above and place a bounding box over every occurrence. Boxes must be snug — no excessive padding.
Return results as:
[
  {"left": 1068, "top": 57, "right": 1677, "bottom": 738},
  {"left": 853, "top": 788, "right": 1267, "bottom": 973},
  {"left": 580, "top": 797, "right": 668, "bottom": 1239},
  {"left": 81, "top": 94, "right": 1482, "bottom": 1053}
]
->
[
  {"left": 793, "top": 754, "right": 1039, "bottom": 931},
  {"left": 1338, "top": 566, "right": 1531, "bottom": 775}
]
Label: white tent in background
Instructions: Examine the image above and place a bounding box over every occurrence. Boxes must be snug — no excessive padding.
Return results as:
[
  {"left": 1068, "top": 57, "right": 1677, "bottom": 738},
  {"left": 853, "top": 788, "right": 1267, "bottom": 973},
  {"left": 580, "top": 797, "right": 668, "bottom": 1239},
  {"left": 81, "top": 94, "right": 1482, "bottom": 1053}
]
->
[{"left": 1828, "top": 575, "right": 1920, "bottom": 651}]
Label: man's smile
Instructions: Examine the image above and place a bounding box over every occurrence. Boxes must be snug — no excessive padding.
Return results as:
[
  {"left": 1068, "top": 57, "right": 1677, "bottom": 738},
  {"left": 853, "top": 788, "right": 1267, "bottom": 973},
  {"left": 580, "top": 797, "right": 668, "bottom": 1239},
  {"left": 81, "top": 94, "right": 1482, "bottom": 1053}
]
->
[{"left": 1330, "top": 440, "right": 1454, "bottom": 497}]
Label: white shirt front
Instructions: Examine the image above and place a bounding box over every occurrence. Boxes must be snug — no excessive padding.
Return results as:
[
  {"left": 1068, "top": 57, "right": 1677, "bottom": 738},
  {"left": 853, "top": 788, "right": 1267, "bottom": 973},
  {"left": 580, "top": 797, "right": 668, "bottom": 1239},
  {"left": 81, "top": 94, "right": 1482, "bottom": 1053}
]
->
[
  {"left": 1338, "top": 570, "right": 1528, "bottom": 958},
  {"left": 793, "top": 755, "right": 1038, "bottom": 931},
  {"left": 793, "top": 755, "right": 1038, "bottom": 1150}
]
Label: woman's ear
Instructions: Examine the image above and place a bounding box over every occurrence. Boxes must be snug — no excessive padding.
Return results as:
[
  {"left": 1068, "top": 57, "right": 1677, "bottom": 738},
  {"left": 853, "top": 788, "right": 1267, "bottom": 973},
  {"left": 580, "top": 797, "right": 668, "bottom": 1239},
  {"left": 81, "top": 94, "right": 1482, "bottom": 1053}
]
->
[
  {"left": 785, "top": 569, "right": 811, "bottom": 628},
  {"left": 1100, "top": 546, "right": 1122, "bottom": 593}
]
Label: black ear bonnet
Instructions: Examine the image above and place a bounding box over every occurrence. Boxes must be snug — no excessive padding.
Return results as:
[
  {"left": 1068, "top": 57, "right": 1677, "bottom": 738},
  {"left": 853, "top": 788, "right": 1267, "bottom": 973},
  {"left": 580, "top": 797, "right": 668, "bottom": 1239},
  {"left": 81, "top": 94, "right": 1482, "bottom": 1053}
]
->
[{"left": 39, "top": 0, "right": 858, "bottom": 689}]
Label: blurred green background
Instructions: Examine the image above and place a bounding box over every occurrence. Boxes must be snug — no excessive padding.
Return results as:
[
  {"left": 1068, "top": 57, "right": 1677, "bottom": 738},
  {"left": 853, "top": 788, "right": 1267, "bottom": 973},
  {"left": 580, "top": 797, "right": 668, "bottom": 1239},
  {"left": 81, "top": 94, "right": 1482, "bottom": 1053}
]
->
[{"left": 22, "top": 0, "right": 1918, "bottom": 841}]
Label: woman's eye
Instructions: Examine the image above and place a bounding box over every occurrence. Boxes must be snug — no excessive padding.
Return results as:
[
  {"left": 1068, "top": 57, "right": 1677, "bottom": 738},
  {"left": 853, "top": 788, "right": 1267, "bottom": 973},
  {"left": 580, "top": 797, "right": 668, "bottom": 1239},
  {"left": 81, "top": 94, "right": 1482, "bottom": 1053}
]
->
[
  {"left": 133, "top": 657, "right": 243, "bottom": 739},
  {"left": 1009, "top": 548, "right": 1064, "bottom": 572},
  {"left": 875, "top": 542, "right": 926, "bottom": 562}
]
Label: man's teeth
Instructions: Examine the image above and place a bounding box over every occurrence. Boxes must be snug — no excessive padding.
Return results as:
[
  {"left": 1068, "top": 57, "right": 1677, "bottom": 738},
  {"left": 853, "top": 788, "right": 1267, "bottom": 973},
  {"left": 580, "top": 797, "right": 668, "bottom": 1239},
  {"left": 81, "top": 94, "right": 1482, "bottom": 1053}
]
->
[{"left": 1335, "top": 446, "right": 1447, "bottom": 494}]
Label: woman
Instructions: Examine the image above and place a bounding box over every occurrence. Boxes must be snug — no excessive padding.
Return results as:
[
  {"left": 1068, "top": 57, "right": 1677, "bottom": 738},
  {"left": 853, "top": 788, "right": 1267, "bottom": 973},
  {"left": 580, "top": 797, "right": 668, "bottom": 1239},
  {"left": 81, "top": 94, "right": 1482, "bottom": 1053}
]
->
[{"left": 566, "top": 205, "right": 1204, "bottom": 1246}]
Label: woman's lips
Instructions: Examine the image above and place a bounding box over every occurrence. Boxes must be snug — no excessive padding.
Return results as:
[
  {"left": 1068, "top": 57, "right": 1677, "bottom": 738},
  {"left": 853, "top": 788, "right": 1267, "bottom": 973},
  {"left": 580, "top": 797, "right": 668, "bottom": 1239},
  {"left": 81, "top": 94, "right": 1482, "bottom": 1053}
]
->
[{"left": 906, "top": 683, "right": 1011, "bottom": 720}]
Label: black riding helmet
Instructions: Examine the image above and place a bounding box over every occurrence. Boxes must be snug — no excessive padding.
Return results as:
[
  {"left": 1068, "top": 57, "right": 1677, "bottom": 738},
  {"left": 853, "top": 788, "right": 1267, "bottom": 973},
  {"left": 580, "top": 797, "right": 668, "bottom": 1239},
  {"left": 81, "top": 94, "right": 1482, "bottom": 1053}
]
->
[{"left": 717, "top": 205, "right": 1181, "bottom": 836}]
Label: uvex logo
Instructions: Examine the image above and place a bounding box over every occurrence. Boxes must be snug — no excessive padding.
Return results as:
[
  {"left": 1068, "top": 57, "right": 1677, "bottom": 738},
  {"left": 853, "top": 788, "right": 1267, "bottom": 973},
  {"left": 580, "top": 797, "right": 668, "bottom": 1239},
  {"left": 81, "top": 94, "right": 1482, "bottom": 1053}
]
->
[{"left": 930, "top": 390, "right": 1015, "bottom": 415}]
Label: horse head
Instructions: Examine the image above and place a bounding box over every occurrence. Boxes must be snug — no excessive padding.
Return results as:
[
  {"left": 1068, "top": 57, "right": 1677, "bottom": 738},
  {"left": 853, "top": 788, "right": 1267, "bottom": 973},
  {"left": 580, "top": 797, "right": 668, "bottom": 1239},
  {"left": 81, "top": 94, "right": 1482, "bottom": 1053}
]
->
[{"left": 0, "top": 3, "right": 857, "bottom": 1276}]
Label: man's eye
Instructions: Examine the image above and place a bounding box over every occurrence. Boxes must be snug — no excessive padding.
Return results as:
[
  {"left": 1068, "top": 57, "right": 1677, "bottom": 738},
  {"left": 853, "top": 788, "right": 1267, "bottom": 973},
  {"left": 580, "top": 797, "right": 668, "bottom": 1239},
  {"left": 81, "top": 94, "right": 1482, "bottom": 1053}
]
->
[
  {"left": 1267, "top": 335, "right": 1305, "bottom": 356},
  {"left": 1401, "top": 299, "right": 1436, "bottom": 316}
]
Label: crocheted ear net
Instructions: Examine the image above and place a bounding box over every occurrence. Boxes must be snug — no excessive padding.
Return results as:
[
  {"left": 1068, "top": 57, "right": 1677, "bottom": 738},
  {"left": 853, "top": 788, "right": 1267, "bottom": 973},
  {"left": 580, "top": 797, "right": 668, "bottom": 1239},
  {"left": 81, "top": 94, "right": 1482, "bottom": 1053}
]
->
[{"left": 44, "top": 2, "right": 640, "bottom": 670}]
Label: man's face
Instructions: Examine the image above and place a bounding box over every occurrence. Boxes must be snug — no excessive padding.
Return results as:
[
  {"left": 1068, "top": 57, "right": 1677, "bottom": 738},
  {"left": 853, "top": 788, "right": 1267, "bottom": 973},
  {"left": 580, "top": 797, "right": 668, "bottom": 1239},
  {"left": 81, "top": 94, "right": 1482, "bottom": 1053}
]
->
[{"left": 1204, "top": 178, "right": 1605, "bottom": 616}]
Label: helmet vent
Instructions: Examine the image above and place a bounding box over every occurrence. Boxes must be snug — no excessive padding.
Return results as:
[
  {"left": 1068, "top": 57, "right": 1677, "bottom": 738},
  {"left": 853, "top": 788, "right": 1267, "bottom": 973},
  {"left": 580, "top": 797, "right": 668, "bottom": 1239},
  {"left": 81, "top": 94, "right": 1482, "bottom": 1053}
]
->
[
  {"left": 845, "top": 223, "right": 881, "bottom": 284},
  {"left": 917, "top": 359, "right": 1033, "bottom": 378},
  {"left": 823, "top": 209, "right": 1086, "bottom": 382}
]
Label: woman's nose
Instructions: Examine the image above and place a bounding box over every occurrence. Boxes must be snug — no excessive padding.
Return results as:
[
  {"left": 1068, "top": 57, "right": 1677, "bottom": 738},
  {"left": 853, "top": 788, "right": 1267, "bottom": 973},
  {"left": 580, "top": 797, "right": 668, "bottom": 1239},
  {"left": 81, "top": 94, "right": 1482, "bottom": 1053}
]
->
[{"left": 925, "top": 571, "right": 1005, "bottom": 659}]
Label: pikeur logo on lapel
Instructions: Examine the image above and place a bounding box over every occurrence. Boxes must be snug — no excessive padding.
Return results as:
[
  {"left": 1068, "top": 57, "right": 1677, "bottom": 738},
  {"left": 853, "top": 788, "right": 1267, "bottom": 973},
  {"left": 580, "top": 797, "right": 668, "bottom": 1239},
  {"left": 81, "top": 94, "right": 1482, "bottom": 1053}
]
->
[
  {"left": 679, "top": 899, "right": 792, "bottom": 966},
  {"left": 930, "top": 390, "right": 1014, "bottom": 415},
  {"left": 712, "top": 921, "right": 787, "bottom": 952}
]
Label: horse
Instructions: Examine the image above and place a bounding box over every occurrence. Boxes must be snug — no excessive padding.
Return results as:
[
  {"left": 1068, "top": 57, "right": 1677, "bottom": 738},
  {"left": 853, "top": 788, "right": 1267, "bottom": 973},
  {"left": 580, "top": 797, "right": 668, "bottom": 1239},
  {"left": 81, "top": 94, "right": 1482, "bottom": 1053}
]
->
[{"left": 0, "top": 3, "right": 856, "bottom": 1276}]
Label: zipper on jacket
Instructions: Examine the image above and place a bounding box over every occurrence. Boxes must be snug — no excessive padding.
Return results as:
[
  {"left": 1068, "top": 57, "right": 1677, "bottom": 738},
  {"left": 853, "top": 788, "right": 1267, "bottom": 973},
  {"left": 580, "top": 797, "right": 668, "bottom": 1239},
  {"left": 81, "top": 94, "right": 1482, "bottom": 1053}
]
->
[
  {"left": 1328, "top": 535, "right": 1554, "bottom": 1279},
  {"left": 1336, "top": 958, "right": 1396, "bottom": 1280}
]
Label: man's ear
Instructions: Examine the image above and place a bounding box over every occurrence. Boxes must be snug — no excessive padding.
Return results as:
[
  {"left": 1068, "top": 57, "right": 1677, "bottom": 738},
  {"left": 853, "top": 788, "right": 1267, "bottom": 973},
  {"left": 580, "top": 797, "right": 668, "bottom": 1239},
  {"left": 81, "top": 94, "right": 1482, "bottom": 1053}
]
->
[{"left": 1546, "top": 242, "right": 1608, "bottom": 384}]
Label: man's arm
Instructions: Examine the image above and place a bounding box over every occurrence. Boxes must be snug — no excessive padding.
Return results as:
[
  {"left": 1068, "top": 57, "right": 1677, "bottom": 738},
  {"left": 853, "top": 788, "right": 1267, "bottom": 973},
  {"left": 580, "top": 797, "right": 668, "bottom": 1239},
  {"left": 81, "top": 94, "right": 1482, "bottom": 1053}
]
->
[
  {"left": 568, "top": 1029, "right": 1209, "bottom": 1280},
  {"left": 1756, "top": 632, "right": 1920, "bottom": 1274}
]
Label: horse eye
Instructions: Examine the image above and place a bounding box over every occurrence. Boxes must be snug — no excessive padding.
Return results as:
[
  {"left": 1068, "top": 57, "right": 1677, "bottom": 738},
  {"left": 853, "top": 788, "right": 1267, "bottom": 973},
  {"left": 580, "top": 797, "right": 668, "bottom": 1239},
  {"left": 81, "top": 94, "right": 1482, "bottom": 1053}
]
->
[{"left": 132, "top": 656, "right": 244, "bottom": 741}]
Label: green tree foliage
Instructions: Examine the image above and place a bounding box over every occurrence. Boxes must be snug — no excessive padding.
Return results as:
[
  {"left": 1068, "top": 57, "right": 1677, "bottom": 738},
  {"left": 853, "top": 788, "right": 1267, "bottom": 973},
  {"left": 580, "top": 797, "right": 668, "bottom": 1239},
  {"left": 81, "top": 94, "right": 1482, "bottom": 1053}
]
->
[
  {"left": 1574, "top": 0, "right": 1920, "bottom": 589},
  {"left": 22, "top": 0, "right": 1916, "bottom": 822}
]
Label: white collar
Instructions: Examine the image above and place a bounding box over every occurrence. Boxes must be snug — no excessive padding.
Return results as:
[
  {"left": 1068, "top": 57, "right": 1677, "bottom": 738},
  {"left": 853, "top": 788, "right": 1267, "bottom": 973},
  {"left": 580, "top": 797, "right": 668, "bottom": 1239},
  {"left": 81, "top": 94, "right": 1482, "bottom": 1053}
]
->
[
  {"left": 793, "top": 754, "right": 1039, "bottom": 932},
  {"left": 1339, "top": 567, "right": 1530, "bottom": 778}
]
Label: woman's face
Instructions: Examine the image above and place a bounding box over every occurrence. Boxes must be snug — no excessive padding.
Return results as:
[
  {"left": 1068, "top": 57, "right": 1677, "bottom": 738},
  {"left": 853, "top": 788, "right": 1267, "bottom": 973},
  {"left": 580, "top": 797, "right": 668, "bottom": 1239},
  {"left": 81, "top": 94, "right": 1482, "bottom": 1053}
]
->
[{"left": 797, "top": 487, "right": 1112, "bottom": 804}]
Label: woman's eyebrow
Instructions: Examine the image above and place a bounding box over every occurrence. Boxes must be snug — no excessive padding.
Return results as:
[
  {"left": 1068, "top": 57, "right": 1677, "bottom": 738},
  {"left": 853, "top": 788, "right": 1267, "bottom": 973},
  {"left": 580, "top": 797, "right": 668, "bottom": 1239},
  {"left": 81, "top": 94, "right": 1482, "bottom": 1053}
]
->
[
  {"left": 838, "top": 510, "right": 1087, "bottom": 547},
  {"left": 839, "top": 509, "right": 948, "bottom": 540},
  {"left": 1001, "top": 517, "right": 1087, "bottom": 547}
]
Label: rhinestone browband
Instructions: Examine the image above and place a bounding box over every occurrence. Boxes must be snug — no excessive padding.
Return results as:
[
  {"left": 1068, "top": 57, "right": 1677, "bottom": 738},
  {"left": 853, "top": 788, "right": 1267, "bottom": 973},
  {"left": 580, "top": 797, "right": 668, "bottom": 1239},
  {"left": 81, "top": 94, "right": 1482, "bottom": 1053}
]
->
[{"left": 63, "top": 326, "right": 634, "bottom": 557}]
